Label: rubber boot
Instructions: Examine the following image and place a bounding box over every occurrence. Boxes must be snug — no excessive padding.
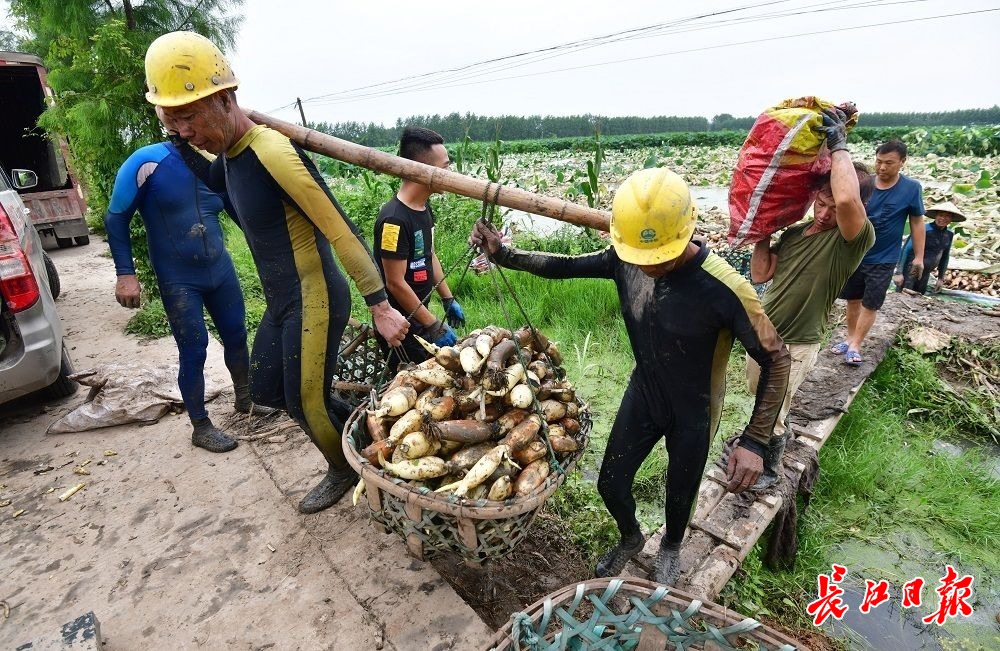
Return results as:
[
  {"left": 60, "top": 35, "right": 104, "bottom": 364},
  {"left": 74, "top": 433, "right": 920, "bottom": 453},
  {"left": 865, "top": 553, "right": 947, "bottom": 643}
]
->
[
  {"left": 652, "top": 541, "right": 682, "bottom": 586},
  {"left": 298, "top": 464, "right": 359, "bottom": 514},
  {"left": 752, "top": 431, "right": 788, "bottom": 491},
  {"left": 233, "top": 378, "right": 280, "bottom": 417},
  {"left": 191, "top": 417, "right": 238, "bottom": 453},
  {"left": 595, "top": 531, "right": 646, "bottom": 578}
]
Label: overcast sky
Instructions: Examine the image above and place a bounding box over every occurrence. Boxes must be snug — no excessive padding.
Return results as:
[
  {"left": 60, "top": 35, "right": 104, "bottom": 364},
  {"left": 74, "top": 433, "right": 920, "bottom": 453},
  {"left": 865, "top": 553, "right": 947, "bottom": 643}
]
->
[
  {"left": 230, "top": 0, "right": 1000, "bottom": 126},
  {"left": 5, "top": 0, "right": 999, "bottom": 126}
]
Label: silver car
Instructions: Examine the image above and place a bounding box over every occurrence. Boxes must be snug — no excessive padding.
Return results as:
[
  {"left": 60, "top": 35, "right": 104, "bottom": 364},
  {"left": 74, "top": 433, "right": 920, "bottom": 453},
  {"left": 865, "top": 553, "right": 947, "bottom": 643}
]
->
[{"left": 0, "top": 166, "right": 77, "bottom": 403}]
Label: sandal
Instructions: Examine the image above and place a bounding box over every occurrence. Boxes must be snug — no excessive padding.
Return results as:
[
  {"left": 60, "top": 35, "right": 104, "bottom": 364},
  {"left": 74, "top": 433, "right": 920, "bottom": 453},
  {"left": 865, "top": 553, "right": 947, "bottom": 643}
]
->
[
  {"left": 829, "top": 341, "right": 849, "bottom": 355},
  {"left": 844, "top": 349, "right": 864, "bottom": 367}
]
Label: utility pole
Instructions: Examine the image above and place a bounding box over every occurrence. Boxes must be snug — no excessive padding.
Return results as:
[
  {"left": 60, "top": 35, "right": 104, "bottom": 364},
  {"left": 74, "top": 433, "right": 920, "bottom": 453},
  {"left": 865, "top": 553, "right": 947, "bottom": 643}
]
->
[
  {"left": 296, "top": 97, "right": 316, "bottom": 163},
  {"left": 296, "top": 97, "right": 308, "bottom": 128}
]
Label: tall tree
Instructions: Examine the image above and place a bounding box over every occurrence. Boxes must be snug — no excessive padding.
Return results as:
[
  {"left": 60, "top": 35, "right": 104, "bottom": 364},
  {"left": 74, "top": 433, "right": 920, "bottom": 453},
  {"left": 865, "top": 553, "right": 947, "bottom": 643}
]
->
[{"left": 8, "top": 0, "right": 243, "bottom": 218}]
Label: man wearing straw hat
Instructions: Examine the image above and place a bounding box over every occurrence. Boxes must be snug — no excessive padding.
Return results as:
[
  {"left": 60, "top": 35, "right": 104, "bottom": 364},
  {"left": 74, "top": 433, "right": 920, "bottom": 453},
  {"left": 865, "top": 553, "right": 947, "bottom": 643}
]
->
[
  {"left": 894, "top": 201, "right": 966, "bottom": 295},
  {"left": 143, "top": 31, "right": 409, "bottom": 514},
  {"left": 471, "top": 167, "right": 790, "bottom": 587}
]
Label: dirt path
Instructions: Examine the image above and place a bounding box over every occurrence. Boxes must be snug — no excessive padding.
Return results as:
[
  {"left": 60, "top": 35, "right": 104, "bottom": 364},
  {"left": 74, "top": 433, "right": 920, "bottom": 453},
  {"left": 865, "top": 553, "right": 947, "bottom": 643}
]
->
[{"left": 0, "top": 242, "right": 491, "bottom": 649}]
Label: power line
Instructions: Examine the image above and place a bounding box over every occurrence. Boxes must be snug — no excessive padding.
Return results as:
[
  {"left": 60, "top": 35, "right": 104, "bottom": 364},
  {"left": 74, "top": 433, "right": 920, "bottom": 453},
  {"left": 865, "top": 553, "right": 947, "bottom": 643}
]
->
[
  {"left": 260, "top": 0, "right": 852, "bottom": 113},
  {"left": 306, "top": 0, "right": 930, "bottom": 107},
  {"left": 296, "top": 0, "right": 798, "bottom": 105},
  {"left": 300, "top": 0, "right": 930, "bottom": 105},
  {"left": 309, "top": 3, "right": 987, "bottom": 107}
]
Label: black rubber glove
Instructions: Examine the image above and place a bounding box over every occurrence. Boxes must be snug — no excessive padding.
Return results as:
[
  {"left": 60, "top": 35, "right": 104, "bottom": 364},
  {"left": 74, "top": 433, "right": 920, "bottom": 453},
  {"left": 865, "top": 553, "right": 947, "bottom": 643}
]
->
[{"left": 821, "top": 107, "right": 849, "bottom": 153}]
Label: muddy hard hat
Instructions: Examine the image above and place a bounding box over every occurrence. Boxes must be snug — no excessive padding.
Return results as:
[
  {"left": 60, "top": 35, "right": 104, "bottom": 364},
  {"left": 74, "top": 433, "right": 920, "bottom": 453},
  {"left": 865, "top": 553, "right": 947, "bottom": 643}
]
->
[
  {"left": 144, "top": 31, "right": 238, "bottom": 107},
  {"left": 925, "top": 201, "right": 967, "bottom": 223},
  {"left": 610, "top": 168, "right": 697, "bottom": 265}
]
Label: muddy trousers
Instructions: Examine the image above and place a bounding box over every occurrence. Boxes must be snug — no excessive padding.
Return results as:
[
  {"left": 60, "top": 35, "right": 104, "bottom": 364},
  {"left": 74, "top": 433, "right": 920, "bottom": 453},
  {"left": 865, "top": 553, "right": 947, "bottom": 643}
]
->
[
  {"left": 597, "top": 378, "right": 710, "bottom": 546},
  {"left": 160, "top": 263, "right": 249, "bottom": 422},
  {"left": 248, "top": 271, "right": 353, "bottom": 467},
  {"left": 746, "top": 342, "right": 820, "bottom": 438}
]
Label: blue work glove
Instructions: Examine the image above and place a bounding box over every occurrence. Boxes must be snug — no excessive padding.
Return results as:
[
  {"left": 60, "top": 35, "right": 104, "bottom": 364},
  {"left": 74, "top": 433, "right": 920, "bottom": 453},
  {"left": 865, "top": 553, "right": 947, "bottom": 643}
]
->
[
  {"left": 431, "top": 322, "right": 458, "bottom": 347},
  {"left": 442, "top": 297, "right": 466, "bottom": 328},
  {"left": 424, "top": 319, "right": 457, "bottom": 347}
]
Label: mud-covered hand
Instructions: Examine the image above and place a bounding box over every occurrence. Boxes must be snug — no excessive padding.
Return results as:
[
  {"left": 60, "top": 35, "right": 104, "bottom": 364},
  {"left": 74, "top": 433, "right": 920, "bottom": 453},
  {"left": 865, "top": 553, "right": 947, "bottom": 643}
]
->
[
  {"left": 726, "top": 445, "right": 763, "bottom": 493},
  {"left": 442, "top": 297, "right": 466, "bottom": 328},
  {"left": 934, "top": 277, "right": 944, "bottom": 293},
  {"left": 820, "top": 107, "right": 849, "bottom": 153},
  {"left": 909, "top": 261, "right": 924, "bottom": 280},
  {"left": 469, "top": 219, "right": 503, "bottom": 256},
  {"left": 425, "top": 319, "right": 458, "bottom": 347},
  {"left": 115, "top": 275, "right": 142, "bottom": 309},
  {"left": 370, "top": 300, "right": 409, "bottom": 347},
  {"left": 893, "top": 273, "right": 905, "bottom": 290}
]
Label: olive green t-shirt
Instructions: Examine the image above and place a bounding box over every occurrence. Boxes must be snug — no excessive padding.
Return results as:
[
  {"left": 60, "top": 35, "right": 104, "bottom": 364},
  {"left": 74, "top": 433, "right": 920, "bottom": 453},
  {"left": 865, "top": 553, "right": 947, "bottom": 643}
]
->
[{"left": 762, "top": 220, "right": 875, "bottom": 344}]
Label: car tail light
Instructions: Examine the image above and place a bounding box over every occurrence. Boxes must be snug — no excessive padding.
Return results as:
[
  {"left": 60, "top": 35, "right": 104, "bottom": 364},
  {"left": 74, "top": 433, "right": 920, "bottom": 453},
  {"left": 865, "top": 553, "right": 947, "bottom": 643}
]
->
[{"left": 0, "top": 202, "right": 41, "bottom": 312}]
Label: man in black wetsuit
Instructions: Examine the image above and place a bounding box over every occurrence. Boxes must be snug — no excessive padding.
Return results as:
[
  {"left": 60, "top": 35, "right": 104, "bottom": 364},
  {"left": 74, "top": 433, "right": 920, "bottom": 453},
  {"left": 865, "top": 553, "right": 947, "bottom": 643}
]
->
[
  {"left": 144, "top": 31, "right": 409, "bottom": 513},
  {"left": 471, "top": 167, "right": 790, "bottom": 585}
]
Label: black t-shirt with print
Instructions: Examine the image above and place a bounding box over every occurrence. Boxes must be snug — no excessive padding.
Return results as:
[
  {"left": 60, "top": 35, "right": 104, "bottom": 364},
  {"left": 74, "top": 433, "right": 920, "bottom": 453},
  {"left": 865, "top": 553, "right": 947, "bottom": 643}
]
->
[{"left": 374, "top": 196, "right": 435, "bottom": 314}]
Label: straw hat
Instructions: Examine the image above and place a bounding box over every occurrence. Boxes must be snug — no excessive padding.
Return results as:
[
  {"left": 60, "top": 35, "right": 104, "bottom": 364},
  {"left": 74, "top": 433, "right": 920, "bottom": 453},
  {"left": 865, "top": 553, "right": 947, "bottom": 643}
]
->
[{"left": 925, "top": 201, "right": 966, "bottom": 222}]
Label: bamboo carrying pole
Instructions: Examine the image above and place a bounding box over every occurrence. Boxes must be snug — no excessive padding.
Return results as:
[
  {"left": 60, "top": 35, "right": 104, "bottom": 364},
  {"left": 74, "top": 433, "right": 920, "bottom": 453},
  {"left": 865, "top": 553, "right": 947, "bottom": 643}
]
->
[{"left": 245, "top": 110, "right": 612, "bottom": 232}]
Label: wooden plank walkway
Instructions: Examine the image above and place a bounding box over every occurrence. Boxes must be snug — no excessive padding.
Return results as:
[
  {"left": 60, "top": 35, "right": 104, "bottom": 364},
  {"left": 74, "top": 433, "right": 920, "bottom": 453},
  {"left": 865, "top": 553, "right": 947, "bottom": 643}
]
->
[{"left": 623, "top": 292, "right": 999, "bottom": 600}]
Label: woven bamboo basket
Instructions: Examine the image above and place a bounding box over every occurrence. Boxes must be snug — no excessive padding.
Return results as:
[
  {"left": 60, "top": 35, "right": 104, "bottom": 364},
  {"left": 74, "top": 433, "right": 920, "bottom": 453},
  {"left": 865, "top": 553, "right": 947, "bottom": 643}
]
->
[
  {"left": 487, "top": 578, "right": 800, "bottom": 651},
  {"left": 331, "top": 318, "right": 385, "bottom": 407},
  {"left": 342, "top": 396, "right": 591, "bottom": 566}
]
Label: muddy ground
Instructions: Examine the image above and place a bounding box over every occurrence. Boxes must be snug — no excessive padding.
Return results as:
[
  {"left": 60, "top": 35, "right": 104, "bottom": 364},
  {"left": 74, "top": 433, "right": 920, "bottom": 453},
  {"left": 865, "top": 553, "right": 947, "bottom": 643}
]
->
[
  {"left": 0, "top": 243, "right": 491, "bottom": 649},
  {"left": 431, "top": 513, "right": 592, "bottom": 631},
  {"left": 6, "top": 240, "right": 995, "bottom": 649}
]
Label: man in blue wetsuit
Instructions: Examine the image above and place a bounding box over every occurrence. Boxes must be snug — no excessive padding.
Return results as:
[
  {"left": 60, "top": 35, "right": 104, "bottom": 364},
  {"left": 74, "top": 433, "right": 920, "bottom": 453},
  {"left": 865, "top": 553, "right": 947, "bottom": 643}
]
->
[{"left": 106, "top": 121, "right": 274, "bottom": 454}]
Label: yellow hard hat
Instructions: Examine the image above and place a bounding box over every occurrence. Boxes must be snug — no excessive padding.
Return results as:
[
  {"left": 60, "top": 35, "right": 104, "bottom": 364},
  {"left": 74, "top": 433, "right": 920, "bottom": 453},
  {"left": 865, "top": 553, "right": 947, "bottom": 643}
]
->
[
  {"left": 144, "top": 31, "right": 238, "bottom": 106},
  {"left": 610, "top": 168, "right": 697, "bottom": 265}
]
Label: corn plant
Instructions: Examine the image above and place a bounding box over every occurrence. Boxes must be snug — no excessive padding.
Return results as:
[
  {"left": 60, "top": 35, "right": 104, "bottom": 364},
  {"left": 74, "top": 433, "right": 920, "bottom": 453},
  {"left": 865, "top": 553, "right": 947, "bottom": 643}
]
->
[
  {"left": 568, "top": 127, "right": 605, "bottom": 209},
  {"left": 452, "top": 127, "right": 476, "bottom": 176},
  {"left": 484, "top": 127, "right": 504, "bottom": 184}
]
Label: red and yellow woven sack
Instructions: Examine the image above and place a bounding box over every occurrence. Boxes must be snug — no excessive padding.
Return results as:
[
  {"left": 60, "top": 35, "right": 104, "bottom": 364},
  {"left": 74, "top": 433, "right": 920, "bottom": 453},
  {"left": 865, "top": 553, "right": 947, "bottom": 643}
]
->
[{"left": 728, "top": 97, "right": 858, "bottom": 247}]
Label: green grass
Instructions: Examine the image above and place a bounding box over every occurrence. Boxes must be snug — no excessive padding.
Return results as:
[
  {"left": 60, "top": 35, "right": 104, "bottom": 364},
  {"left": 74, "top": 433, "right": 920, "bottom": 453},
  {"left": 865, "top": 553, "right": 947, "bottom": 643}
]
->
[
  {"left": 721, "top": 344, "right": 1000, "bottom": 634},
  {"left": 119, "top": 173, "right": 999, "bottom": 642},
  {"left": 120, "top": 174, "right": 757, "bottom": 563}
]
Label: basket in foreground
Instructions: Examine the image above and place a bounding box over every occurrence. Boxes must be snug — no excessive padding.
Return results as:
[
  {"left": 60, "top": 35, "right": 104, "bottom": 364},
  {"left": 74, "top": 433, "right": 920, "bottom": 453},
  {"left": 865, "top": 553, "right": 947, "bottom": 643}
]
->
[
  {"left": 342, "top": 400, "right": 591, "bottom": 566},
  {"left": 487, "top": 577, "right": 800, "bottom": 651}
]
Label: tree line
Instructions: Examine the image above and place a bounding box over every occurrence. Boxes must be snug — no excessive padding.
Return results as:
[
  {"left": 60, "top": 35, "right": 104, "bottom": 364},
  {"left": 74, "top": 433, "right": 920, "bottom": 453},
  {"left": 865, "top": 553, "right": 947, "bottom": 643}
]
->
[{"left": 312, "top": 106, "right": 1000, "bottom": 147}]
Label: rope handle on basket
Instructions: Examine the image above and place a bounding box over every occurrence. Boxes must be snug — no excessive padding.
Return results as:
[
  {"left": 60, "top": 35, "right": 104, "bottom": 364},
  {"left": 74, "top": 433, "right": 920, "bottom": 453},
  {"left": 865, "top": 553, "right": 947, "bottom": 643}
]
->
[{"left": 474, "top": 181, "right": 570, "bottom": 475}]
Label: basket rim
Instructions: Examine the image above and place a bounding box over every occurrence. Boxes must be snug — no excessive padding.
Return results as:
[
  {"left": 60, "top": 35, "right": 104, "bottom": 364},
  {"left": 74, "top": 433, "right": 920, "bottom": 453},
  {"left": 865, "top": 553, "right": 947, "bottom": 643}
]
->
[
  {"left": 485, "top": 577, "right": 802, "bottom": 650},
  {"left": 342, "top": 399, "right": 591, "bottom": 520}
]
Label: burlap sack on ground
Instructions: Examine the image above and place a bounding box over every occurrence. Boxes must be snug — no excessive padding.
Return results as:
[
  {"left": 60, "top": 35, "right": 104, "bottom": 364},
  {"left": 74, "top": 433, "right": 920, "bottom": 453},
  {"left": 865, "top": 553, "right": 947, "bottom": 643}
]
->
[{"left": 47, "top": 363, "right": 222, "bottom": 433}]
